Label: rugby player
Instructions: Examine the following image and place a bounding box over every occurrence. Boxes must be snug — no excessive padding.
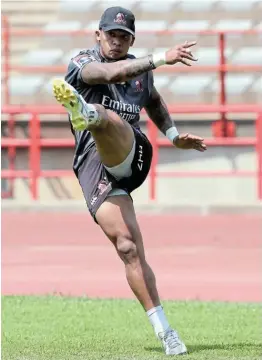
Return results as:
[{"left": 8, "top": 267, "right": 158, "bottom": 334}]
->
[{"left": 52, "top": 6, "right": 206, "bottom": 356}]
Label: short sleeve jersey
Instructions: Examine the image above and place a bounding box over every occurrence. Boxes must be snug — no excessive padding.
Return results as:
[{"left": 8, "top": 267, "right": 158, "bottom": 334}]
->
[{"left": 65, "top": 44, "right": 154, "bottom": 172}]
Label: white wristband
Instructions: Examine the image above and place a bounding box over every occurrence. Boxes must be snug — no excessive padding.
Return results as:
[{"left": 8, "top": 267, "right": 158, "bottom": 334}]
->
[
  {"left": 152, "top": 52, "right": 166, "bottom": 68},
  {"left": 166, "top": 126, "right": 179, "bottom": 144}
]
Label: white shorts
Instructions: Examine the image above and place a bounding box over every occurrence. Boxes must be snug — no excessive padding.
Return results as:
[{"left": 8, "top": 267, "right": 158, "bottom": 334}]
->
[{"left": 104, "top": 138, "right": 136, "bottom": 197}]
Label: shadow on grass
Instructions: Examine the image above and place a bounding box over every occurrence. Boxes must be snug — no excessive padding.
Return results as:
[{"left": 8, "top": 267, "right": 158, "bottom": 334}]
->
[{"left": 145, "top": 342, "right": 262, "bottom": 354}]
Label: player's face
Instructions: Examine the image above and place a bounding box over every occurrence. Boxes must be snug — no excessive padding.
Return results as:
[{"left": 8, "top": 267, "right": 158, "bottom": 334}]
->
[{"left": 97, "top": 30, "right": 134, "bottom": 60}]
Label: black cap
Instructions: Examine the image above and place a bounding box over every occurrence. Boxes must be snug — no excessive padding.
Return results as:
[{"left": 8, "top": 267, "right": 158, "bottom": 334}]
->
[{"left": 99, "top": 6, "right": 135, "bottom": 36}]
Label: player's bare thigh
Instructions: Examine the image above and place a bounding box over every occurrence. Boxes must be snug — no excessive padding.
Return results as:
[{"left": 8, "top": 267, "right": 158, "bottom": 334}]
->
[
  {"left": 95, "top": 195, "right": 146, "bottom": 260},
  {"left": 92, "top": 106, "right": 135, "bottom": 168}
]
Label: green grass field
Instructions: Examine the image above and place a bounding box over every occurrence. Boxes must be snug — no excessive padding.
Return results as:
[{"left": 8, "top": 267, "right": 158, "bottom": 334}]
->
[{"left": 2, "top": 296, "right": 261, "bottom": 360}]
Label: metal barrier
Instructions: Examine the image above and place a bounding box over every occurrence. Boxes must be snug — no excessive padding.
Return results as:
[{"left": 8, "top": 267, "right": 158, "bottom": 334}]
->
[{"left": 2, "top": 105, "right": 262, "bottom": 200}]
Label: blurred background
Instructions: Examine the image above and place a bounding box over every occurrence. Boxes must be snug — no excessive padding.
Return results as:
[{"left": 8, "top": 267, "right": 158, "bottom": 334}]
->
[{"left": 1, "top": 0, "right": 262, "bottom": 207}]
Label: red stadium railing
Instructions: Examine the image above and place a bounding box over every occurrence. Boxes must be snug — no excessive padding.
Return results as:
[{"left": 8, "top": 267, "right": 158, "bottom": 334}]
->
[
  {"left": 1, "top": 18, "right": 262, "bottom": 200},
  {"left": 2, "top": 105, "right": 262, "bottom": 201}
]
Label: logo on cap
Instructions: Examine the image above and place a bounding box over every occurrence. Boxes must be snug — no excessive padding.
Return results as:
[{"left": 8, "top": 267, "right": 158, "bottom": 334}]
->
[{"left": 114, "top": 13, "right": 127, "bottom": 25}]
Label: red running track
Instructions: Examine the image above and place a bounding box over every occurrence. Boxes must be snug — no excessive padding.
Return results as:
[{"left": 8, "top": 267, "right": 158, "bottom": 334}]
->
[{"left": 2, "top": 212, "right": 261, "bottom": 302}]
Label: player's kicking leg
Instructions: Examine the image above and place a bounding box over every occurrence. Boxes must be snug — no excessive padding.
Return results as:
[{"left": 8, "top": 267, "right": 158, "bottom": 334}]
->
[{"left": 53, "top": 78, "right": 134, "bottom": 168}]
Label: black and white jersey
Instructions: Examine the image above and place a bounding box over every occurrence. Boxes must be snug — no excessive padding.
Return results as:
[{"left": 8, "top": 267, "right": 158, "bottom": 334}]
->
[{"left": 65, "top": 44, "right": 154, "bottom": 172}]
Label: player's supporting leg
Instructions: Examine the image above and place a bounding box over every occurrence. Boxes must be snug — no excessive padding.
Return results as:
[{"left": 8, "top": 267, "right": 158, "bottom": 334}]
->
[
  {"left": 95, "top": 195, "right": 187, "bottom": 356},
  {"left": 53, "top": 79, "right": 135, "bottom": 168}
]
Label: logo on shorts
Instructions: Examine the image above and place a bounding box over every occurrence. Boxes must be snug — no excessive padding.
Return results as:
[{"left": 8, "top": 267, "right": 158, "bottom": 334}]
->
[
  {"left": 98, "top": 180, "right": 108, "bottom": 195},
  {"left": 138, "top": 145, "right": 143, "bottom": 171},
  {"left": 114, "top": 13, "right": 127, "bottom": 25},
  {"left": 135, "top": 79, "right": 143, "bottom": 92},
  {"left": 90, "top": 180, "right": 110, "bottom": 207}
]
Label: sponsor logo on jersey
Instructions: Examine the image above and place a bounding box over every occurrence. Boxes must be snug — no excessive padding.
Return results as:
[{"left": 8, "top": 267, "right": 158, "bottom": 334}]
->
[
  {"left": 135, "top": 79, "right": 143, "bottom": 92},
  {"left": 101, "top": 95, "right": 140, "bottom": 122}
]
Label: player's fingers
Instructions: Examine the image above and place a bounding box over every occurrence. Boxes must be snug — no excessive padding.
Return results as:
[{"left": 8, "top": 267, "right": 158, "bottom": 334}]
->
[
  {"left": 183, "top": 41, "right": 197, "bottom": 48},
  {"left": 194, "top": 144, "right": 206, "bottom": 152},
  {"left": 184, "top": 48, "right": 194, "bottom": 56},
  {"left": 179, "top": 58, "right": 192, "bottom": 66},
  {"left": 180, "top": 51, "right": 198, "bottom": 61},
  {"left": 197, "top": 142, "right": 207, "bottom": 150}
]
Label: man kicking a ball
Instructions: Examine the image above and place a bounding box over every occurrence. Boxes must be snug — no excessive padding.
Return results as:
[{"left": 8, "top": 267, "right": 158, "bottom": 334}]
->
[{"left": 52, "top": 6, "right": 206, "bottom": 356}]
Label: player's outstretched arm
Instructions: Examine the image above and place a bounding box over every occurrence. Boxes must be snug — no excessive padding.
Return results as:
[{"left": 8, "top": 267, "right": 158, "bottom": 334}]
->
[
  {"left": 145, "top": 86, "right": 207, "bottom": 152},
  {"left": 81, "top": 41, "right": 198, "bottom": 85}
]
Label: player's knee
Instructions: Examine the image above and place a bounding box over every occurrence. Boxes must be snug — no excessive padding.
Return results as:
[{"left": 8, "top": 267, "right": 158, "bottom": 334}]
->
[{"left": 115, "top": 233, "right": 138, "bottom": 264}]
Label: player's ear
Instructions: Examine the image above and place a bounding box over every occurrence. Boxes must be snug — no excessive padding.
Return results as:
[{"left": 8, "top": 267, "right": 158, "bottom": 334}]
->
[
  {"left": 130, "top": 36, "right": 135, "bottom": 46},
  {"left": 95, "top": 30, "right": 101, "bottom": 42}
]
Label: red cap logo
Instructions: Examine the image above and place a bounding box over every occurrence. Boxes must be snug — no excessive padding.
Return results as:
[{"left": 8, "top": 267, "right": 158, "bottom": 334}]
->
[{"left": 114, "top": 13, "right": 127, "bottom": 25}]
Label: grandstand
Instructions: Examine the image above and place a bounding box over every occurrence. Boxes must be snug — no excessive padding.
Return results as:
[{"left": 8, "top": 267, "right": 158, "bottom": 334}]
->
[{"left": 1, "top": 0, "right": 262, "bottom": 206}]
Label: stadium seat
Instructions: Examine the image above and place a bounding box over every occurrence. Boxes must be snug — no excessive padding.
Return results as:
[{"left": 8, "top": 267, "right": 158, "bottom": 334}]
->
[
  {"left": 213, "top": 20, "right": 252, "bottom": 31},
  {"left": 230, "top": 47, "right": 262, "bottom": 65},
  {"left": 170, "top": 20, "right": 210, "bottom": 31},
  {"left": 9, "top": 76, "right": 44, "bottom": 96},
  {"left": 135, "top": 20, "right": 168, "bottom": 31},
  {"left": 129, "top": 48, "right": 148, "bottom": 58},
  {"left": 170, "top": 75, "right": 211, "bottom": 95},
  {"left": 98, "top": 0, "right": 137, "bottom": 11},
  {"left": 22, "top": 49, "right": 63, "bottom": 66},
  {"left": 138, "top": 1, "right": 176, "bottom": 13},
  {"left": 177, "top": 1, "right": 214, "bottom": 12},
  {"left": 218, "top": 0, "right": 257, "bottom": 11},
  {"left": 153, "top": 47, "right": 169, "bottom": 53},
  {"left": 196, "top": 47, "right": 233, "bottom": 65},
  {"left": 153, "top": 75, "right": 170, "bottom": 90},
  {"left": 60, "top": 0, "right": 95, "bottom": 12},
  {"left": 252, "top": 76, "right": 262, "bottom": 92},
  {"left": 85, "top": 21, "right": 100, "bottom": 30},
  {"left": 44, "top": 21, "right": 82, "bottom": 31},
  {"left": 210, "top": 75, "right": 254, "bottom": 94},
  {"left": 63, "top": 48, "right": 84, "bottom": 64}
]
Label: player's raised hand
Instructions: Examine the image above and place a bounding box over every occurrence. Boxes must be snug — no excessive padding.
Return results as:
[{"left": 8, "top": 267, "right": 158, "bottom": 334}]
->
[
  {"left": 165, "top": 41, "right": 198, "bottom": 66},
  {"left": 174, "top": 133, "right": 207, "bottom": 152}
]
